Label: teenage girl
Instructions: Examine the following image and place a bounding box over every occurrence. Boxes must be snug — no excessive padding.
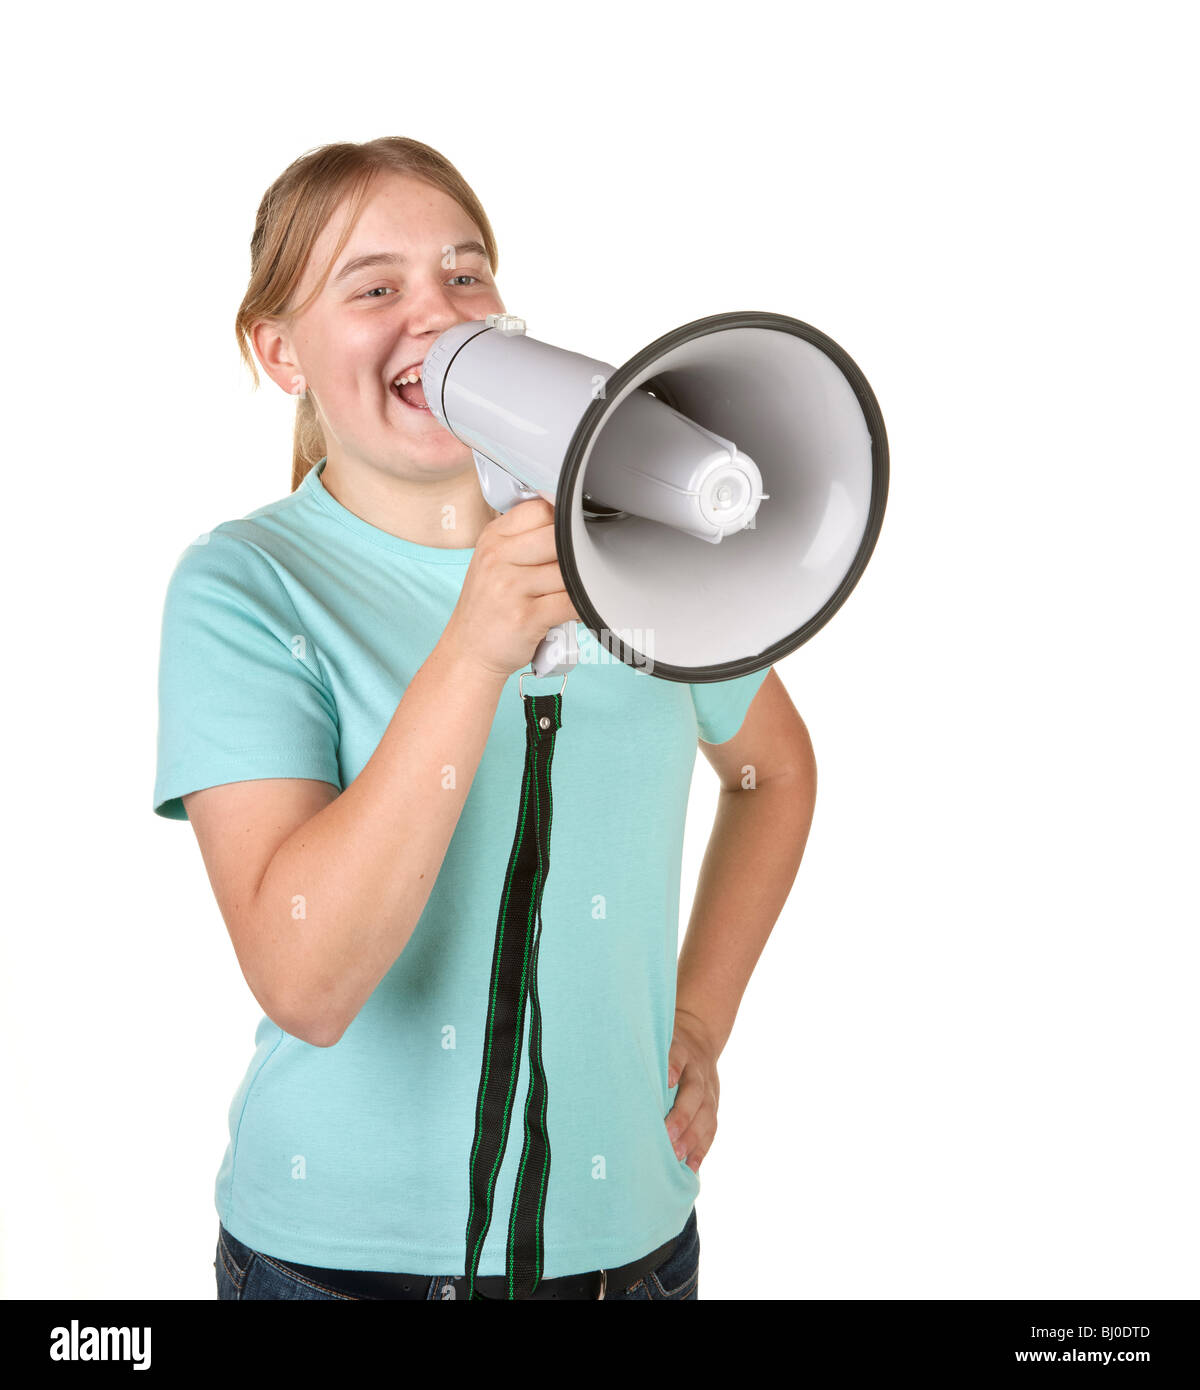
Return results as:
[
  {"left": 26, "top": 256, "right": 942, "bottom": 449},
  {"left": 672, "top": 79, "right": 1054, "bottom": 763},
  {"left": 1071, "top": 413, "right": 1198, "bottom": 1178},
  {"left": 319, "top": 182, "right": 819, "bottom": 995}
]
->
[{"left": 153, "top": 136, "right": 817, "bottom": 1300}]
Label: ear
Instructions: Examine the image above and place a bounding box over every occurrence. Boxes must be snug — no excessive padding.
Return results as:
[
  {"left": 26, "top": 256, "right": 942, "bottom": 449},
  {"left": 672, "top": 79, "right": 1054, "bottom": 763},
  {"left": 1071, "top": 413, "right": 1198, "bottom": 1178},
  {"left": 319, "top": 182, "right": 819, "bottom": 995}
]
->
[{"left": 250, "top": 317, "right": 304, "bottom": 396}]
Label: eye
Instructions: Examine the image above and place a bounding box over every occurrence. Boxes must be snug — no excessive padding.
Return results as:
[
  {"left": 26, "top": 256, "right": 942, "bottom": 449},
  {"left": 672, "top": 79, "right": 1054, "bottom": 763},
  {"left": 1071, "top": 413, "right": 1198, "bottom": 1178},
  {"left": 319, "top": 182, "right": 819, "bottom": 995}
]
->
[{"left": 361, "top": 275, "right": 482, "bottom": 301}]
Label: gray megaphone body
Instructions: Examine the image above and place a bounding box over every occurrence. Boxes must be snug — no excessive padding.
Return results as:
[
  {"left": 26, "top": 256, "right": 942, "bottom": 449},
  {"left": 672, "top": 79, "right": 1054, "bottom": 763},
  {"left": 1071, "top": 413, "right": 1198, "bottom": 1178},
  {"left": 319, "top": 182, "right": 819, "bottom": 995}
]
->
[{"left": 419, "top": 310, "right": 887, "bottom": 683}]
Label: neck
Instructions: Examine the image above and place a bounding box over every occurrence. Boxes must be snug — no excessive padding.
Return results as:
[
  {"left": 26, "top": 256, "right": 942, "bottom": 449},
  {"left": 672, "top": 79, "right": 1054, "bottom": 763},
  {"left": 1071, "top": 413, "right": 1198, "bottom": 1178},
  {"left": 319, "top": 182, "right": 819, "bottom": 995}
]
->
[{"left": 320, "top": 450, "right": 500, "bottom": 549}]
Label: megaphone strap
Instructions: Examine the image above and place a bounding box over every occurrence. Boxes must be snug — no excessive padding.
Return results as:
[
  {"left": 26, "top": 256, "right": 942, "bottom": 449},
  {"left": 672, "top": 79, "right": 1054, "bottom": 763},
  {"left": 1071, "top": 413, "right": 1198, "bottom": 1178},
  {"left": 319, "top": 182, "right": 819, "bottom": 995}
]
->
[{"left": 464, "top": 688, "right": 564, "bottom": 1299}]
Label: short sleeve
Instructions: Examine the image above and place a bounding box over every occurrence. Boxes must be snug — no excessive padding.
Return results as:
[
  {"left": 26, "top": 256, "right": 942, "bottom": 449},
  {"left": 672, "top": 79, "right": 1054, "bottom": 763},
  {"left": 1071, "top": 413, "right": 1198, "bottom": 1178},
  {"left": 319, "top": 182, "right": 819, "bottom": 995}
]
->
[
  {"left": 152, "top": 530, "right": 341, "bottom": 821},
  {"left": 689, "top": 665, "right": 772, "bottom": 745}
]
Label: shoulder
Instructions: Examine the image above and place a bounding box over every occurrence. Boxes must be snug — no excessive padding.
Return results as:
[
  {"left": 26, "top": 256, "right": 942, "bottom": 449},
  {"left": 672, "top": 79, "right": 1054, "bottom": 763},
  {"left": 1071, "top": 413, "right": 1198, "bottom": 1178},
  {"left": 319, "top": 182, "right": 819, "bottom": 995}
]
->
[
  {"left": 163, "top": 485, "right": 313, "bottom": 599},
  {"left": 159, "top": 498, "right": 322, "bottom": 649}
]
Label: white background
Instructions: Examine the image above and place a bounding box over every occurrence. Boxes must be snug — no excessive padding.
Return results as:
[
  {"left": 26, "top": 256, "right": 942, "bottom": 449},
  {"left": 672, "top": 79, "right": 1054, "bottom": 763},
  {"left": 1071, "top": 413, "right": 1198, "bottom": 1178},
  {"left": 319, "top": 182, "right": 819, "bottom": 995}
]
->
[{"left": 1, "top": 0, "right": 1195, "bottom": 1301}]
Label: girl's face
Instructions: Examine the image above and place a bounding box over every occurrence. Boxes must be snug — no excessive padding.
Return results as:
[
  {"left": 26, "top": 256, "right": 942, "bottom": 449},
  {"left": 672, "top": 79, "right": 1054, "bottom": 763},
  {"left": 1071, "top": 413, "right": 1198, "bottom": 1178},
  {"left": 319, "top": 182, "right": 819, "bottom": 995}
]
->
[{"left": 260, "top": 170, "right": 506, "bottom": 481}]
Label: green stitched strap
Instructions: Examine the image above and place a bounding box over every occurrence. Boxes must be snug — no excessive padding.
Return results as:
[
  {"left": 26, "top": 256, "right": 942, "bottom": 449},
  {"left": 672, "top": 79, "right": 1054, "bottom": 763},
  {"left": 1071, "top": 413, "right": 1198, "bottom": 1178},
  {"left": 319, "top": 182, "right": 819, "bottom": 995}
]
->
[{"left": 464, "top": 689, "right": 562, "bottom": 1299}]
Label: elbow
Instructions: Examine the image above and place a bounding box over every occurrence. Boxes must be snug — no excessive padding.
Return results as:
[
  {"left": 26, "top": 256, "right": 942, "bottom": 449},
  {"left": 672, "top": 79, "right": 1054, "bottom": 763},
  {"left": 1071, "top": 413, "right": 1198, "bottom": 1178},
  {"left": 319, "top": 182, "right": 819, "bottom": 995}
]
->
[
  {"left": 276, "top": 1003, "right": 345, "bottom": 1049},
  {"left": 282, "top": 994, "right": 347, "bottom": 1049},
  {"left": 265, "top": 978, "right": 346, "bottom": 1049},
  {"left": 307, "top": 1009, "right": 347, "bottom": 1048},
  {"left": 233, "top": 902, "right": 349, "bottom": 1048},
  {"left": 798, "top": 734, "right": 817, "bottom": 803},
  {"left": 302, "top": 1021, "right": 345, "bottom": 1049}
]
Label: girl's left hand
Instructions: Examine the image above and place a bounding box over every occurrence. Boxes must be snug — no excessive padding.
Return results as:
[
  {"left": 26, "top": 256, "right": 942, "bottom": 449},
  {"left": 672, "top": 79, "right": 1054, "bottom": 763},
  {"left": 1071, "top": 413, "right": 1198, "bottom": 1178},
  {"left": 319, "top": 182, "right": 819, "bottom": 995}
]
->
[{"left": 665, "top": 1007, "right": 721, "bottom": 1173}]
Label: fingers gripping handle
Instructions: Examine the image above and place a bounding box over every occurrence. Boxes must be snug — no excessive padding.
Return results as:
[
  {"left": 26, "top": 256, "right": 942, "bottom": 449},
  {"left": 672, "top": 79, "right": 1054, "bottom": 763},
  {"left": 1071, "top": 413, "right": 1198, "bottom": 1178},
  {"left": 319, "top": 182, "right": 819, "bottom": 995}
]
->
[{"left": 473, "top": 450, "right": 581, "bottom": 680}]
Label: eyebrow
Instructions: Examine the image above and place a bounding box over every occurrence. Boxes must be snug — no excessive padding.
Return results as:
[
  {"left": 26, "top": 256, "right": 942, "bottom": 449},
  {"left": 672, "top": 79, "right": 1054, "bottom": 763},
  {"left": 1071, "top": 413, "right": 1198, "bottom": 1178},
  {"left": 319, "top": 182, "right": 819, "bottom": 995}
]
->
[{"left": 330, "top": 240, "right": 489, "bottom": 285}]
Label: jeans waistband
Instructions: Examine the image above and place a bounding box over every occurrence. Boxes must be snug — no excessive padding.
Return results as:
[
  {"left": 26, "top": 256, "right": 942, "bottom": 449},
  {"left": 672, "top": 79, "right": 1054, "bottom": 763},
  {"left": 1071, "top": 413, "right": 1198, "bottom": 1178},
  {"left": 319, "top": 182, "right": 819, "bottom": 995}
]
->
[
  {"left": 470, "top": 1229, "right": 682, "bottom": 1300},
  {"left": 254, "top": 1227, "right": 683, "bottom": 1301}
]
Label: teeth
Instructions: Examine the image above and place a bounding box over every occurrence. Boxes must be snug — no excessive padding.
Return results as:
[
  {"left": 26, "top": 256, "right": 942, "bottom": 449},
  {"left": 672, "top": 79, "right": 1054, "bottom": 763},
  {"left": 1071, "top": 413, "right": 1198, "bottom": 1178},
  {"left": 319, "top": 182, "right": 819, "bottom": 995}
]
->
[{"left": 393, "top": 369, "right": 423, "bottom": 387}]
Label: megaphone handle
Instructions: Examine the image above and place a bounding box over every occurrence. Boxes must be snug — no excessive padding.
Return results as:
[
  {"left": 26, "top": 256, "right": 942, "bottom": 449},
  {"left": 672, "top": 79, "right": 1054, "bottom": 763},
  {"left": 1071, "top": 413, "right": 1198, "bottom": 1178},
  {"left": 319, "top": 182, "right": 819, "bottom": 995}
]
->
[
  {"left": 471, "top": 451, "right": 580, "bottom": 680},
  {"left": 530, "top": 621, "right": 580, "bottom": 678},
  {"left": 473, "top": 449, "right": 541, "bottom": 513}
]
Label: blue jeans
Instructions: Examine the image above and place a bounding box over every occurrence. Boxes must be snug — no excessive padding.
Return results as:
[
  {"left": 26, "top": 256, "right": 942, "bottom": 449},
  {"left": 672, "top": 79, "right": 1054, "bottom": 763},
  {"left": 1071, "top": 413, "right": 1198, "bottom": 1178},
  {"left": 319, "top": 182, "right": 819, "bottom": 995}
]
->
[{"left": 215, "top": 1206, "right": 699, "bottom": 1301}]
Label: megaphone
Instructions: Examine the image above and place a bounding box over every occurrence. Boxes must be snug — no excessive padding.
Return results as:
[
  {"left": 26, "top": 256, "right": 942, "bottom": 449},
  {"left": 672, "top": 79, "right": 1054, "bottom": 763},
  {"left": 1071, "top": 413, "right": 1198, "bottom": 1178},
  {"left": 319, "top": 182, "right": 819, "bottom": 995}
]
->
[
  {"left": 420, "top": 309, "right": 888, "bottom": 681},
  {"left": 430, "top": 308, "right": 888, "bottom": 1300}
]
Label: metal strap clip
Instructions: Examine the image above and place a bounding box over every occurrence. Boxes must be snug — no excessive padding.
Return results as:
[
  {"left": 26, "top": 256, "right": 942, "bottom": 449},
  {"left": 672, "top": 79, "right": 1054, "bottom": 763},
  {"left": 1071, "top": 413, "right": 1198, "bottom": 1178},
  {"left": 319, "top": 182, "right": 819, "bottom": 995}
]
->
[{"left": 518, "top": 669, "right": 569, "bottom": 700}]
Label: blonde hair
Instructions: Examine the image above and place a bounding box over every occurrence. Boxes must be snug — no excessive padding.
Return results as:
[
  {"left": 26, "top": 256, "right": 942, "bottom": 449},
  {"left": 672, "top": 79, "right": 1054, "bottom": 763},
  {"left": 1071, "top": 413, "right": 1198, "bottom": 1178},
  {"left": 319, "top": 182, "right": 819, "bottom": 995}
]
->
[{"left": 235, "top": 137, "right": 500, "bottom": 492}]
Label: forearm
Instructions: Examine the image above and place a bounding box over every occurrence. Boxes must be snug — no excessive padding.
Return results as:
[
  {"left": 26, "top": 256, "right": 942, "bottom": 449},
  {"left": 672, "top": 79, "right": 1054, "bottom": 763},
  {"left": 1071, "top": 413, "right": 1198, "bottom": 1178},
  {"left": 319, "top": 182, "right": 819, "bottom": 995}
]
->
[
  {"left": 254, "top": 633, "right": 508, "bottom": 1045},
  {"left": 675, "top": 773, "right": 816, "bottom": 1058}
]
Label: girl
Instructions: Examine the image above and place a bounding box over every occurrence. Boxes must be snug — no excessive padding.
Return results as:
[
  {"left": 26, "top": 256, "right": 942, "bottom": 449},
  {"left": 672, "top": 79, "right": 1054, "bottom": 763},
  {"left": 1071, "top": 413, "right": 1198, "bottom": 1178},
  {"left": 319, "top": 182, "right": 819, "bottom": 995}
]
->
[{"left": 153, "top": 136, "right": 816, "bottom": 1300}]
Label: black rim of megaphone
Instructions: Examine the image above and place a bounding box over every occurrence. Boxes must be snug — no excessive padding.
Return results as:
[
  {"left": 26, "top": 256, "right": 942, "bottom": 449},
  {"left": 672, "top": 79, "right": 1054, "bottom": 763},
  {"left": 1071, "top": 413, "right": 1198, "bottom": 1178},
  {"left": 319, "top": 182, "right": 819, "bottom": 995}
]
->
[{"left": 554, "top": 310, "right": 890, "bottom": 683}]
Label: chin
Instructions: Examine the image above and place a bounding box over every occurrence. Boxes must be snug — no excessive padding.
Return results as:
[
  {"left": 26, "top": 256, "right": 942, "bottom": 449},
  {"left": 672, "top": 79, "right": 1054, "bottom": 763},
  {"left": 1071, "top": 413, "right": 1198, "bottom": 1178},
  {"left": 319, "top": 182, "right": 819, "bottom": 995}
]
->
[{"left": 395, "top": 433, "right": 473, "bottom": 469}]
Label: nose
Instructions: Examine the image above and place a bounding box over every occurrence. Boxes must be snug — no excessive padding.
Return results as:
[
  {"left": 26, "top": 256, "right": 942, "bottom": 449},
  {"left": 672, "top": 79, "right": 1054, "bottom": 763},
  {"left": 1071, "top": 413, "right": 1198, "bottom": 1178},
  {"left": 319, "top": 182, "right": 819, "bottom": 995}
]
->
[
  {"left": 407, "top": 269, "right": 501, "bottom": 318},
  {"left": 402, "top": 278, "right": 503, "bottom": 353},
  {"left": 413, "top": 309, "right": 501, "bottom": 356},
  {"left": 410, "top": 295, "right": 459, "bottom": 337}
]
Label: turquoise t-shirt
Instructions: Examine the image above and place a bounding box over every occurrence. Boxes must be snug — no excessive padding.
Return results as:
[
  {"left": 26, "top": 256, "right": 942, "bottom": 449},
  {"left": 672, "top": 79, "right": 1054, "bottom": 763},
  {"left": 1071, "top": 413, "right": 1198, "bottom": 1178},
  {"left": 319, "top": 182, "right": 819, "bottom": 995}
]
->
[{"left": 153, "top": 457, "right": 771, "bottom": 1277}]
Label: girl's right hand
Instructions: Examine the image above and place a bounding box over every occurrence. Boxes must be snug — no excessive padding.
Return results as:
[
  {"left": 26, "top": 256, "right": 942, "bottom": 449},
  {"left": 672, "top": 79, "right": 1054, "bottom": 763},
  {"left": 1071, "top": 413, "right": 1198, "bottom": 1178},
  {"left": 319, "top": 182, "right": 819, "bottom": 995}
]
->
[{"left": 440, "top": 498, "right": 582, "bottom": 679}]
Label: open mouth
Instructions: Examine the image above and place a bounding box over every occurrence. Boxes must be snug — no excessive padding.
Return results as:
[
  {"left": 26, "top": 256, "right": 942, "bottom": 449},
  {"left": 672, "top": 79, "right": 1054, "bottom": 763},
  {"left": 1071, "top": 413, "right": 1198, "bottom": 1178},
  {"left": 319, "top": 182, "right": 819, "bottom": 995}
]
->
[{"left": 391, "top": 366, "right": 431, "bottom": 413}]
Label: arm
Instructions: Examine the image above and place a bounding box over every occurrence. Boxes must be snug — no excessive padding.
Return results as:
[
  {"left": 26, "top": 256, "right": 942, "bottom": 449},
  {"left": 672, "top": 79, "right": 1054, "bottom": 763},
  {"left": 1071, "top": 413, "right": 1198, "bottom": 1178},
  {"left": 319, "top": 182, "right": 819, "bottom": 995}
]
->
[
  {"left": 674, "top": 669, "right": 817, "bottom": 1059},
  {"left": 184, "top": 632, "right": 508, "bottom": 1048}
]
